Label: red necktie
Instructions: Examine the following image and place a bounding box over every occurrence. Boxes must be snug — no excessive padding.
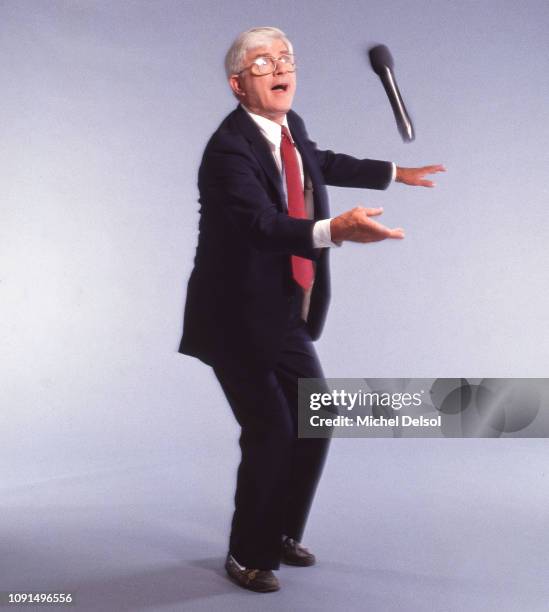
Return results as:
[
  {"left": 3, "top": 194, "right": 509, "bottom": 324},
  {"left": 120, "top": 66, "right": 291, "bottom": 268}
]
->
[{"left": 280, "top": 126, "right": 314, "bottom": 290}]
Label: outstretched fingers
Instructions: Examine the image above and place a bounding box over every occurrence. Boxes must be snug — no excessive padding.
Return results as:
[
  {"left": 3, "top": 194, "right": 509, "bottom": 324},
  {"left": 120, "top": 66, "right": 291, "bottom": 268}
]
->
[
  {"left": 387, "top": 227, "right": 405, "bottom": 239},
  {"left": 425, "top": 164, "right": 446, "bottom": 174},
  {"left": 366, "top": 217, "right": 405, "bottom": 240},
  {"left": 364, "top": 206, "right": 384, "bottom": 217}
]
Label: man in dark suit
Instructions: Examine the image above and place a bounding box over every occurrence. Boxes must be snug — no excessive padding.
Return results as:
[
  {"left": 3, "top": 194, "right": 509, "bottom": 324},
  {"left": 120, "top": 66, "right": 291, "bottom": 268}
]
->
[{"left": 179, "top": 27, "right": 444, "bottom": 592}]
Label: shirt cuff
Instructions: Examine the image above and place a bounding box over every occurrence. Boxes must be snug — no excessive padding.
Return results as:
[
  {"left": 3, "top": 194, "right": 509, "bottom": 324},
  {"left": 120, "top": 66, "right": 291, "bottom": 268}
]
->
[
  {"left": 312, "top": 218, "right": 342, "bottom": 248},
  {"left": 390, "top": 162, "right": 397, "bottom": 182}
]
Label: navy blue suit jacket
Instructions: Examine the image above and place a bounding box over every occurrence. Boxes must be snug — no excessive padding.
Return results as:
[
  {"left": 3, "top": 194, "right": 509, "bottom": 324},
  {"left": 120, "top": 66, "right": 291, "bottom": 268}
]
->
[{"left": 179, "top": 105, "right": 393, "bottom": 371}]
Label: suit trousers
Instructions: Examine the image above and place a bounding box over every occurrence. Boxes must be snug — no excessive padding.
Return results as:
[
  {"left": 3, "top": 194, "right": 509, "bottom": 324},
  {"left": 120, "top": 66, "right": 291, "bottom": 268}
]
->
[{"left": 213, "top": 288, "right": 331, "bottom": 570}]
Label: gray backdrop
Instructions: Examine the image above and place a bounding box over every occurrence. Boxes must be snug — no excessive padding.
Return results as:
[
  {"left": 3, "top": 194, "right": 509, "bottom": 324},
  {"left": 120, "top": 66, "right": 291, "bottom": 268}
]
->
[{"left": 2, "top": 1, "right": 549, "bottom": 610}]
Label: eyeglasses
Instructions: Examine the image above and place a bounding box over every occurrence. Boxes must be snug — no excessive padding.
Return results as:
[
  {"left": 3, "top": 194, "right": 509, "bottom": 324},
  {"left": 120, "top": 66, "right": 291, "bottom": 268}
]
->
[{"left": 238, "top": 54, "right": 296, "bottom": 76}]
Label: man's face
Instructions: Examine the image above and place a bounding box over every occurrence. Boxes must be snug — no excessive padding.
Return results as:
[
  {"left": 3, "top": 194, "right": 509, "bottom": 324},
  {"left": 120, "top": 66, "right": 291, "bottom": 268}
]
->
[{"left": 229, "top": 38, "right": 296, "bottom": 124}]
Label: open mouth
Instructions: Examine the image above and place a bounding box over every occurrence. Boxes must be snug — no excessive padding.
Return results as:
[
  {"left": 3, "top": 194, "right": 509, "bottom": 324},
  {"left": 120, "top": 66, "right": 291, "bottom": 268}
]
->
[{"left": 271, "top": 83, "right": 289, "bottom": 92}]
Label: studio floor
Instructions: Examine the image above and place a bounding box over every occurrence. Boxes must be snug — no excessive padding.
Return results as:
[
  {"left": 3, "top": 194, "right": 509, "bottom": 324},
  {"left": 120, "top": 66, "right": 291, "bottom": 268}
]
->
[{"left": 2, "top": 439, "right": 547, "bottom": 611}]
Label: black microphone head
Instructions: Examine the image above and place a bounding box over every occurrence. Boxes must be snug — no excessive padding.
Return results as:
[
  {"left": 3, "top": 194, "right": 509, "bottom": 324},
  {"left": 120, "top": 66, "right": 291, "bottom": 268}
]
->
[{"left": 368, "top": 44, "right": 394, "bottom": 74}]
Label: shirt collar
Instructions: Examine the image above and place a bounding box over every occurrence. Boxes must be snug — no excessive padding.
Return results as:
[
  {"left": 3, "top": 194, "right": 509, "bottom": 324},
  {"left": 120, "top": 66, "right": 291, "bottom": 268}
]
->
[{"left": 241, "top": 105, "right": 291, "bottom": 149}]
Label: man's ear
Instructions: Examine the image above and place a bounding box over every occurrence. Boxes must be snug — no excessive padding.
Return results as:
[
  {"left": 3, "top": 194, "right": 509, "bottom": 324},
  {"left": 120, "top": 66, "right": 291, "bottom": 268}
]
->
[{"left": 229, "top": 75, "right": 245, "bottom": 98}]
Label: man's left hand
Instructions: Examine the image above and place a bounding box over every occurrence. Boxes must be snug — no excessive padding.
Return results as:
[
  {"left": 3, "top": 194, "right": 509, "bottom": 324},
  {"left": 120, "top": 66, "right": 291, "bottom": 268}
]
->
[{"left": 396, "top": 164, "right": 446, "bottom": 188}]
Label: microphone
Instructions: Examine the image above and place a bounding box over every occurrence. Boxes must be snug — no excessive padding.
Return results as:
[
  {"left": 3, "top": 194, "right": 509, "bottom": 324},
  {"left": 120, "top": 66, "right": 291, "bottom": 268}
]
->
[{"left": 368, "top": 44, "right": 415, "bottom": 142}]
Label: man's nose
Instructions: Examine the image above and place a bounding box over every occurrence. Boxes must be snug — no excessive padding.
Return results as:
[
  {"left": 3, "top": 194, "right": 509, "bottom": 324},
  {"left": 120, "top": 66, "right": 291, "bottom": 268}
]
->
[{"left": 274, "top": 60, "right": 290, "bottom": 75}]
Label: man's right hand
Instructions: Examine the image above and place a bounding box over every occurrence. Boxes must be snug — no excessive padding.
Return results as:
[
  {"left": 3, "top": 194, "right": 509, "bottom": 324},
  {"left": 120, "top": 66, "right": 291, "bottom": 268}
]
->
[{"left": 330, "top": 207, "right": 405, "bottom": 243}]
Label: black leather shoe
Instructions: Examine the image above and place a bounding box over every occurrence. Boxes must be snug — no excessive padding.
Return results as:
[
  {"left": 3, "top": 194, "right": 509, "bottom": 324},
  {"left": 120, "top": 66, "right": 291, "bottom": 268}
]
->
[
  {"left": 281, "top": 537, "right": 316, "bottom": 566},
  {"left": 225, "top": 554, "right": 280, "bottom": 592}
]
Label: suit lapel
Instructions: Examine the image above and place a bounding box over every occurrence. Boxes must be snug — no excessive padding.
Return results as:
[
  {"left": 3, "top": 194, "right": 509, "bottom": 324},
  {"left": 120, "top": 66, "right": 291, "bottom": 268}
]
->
[
  {"left": 233, "top": 106, "right": 285, "bottom": 205},
  {"left": 233, "top": 106, "right": 328, "bottom": 219}
]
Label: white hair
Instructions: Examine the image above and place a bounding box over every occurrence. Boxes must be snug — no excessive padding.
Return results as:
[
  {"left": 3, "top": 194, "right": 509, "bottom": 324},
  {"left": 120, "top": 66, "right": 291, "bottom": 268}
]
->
[{"left": 224, "top": 27, "right": 293, "bottom": 78}]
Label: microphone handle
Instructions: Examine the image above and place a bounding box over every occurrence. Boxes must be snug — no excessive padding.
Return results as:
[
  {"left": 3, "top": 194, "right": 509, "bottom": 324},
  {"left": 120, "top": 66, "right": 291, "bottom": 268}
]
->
[{"left": 380, "top": 67, "right": 415, "bottom": 142}]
